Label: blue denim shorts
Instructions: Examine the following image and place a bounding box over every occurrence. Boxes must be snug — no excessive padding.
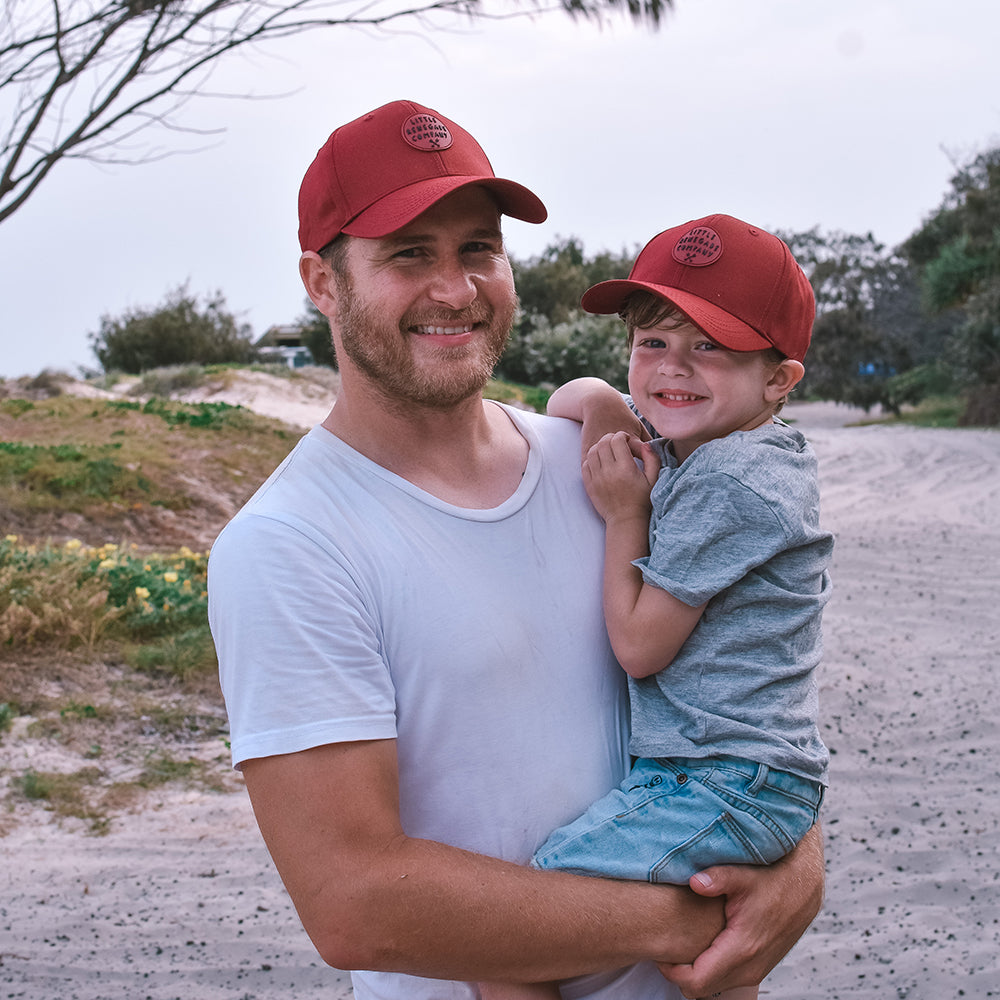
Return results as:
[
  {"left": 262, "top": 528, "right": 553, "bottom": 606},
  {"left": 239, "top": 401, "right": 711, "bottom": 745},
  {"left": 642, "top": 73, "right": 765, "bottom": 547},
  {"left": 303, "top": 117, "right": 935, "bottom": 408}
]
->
[{"left": 532, "top": 755, "right": 824, "bottom": 884}]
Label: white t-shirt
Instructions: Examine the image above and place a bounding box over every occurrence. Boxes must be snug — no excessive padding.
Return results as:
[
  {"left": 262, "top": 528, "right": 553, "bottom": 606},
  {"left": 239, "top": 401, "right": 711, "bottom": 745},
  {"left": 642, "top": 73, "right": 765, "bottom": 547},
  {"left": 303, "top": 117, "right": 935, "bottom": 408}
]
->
[{"left": 209, "top": 403, "right": 681, "bottom": 1000}]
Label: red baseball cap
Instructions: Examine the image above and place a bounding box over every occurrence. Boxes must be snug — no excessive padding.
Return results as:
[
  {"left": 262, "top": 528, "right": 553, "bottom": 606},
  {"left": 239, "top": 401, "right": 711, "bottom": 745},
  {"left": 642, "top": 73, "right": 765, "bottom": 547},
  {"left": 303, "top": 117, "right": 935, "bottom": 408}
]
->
[
  {"left": 581, "top": 214, "right": 815, "bottom": 362},
  {"left": 298, "top": 100, "right": 548, "bottom": 252}
]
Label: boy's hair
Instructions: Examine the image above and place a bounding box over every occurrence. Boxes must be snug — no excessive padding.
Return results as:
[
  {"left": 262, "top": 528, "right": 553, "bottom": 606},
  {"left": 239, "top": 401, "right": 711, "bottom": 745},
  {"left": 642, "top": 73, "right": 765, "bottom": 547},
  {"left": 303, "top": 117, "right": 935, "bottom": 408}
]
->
[{"left": 620, "top": 291, "right": 794, "bottom": 413}]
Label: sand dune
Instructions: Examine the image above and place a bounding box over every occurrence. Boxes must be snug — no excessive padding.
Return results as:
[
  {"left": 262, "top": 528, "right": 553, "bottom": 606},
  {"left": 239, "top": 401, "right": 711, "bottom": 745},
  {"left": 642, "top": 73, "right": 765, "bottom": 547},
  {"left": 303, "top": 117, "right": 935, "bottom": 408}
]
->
[{"left": 2, "top": 396, "right": 998, "bottom": 998}]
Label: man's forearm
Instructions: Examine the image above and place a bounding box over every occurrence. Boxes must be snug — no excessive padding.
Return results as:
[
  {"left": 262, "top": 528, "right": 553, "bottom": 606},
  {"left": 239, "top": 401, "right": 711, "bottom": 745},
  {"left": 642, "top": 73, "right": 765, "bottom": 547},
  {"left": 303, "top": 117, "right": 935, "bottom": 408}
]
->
[
  {"left": 295, "top": 832, "right": 724, "bottom": 982},
  {"left": 245, "top": 742, "right": 724, "bottom": 983}
]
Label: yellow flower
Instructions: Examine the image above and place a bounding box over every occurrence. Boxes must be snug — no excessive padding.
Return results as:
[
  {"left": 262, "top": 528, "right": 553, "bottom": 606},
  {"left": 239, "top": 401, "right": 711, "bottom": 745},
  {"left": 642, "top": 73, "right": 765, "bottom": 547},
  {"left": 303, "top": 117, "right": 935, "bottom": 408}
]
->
[
  {"left": 134, "top": 586, "right": 151, "bottom": 600},
  {"left": 163, "top": 571, "right": 178, "bottom": 583},
  {"left": 4, "top": 534, "right": 18, "bottom": 543},
  {"left": 181, "top": 578, "right": 193, "bottom": 592},
  {"left": 98, "top": 558, "right": 116, "bottom": 570},
  {"left": 65, "top": 539, "right": 83, "bottom": 551}
]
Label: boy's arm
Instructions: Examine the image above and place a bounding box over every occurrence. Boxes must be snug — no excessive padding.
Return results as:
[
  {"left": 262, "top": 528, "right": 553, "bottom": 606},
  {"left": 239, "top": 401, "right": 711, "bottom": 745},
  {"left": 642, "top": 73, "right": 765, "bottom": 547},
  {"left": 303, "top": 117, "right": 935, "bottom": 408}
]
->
[
  {"left": 546, "top": 377, "right": 647, "bottom": 457},
  {"left": 583, "top": 431, "right": 706, "bottom": 678}
]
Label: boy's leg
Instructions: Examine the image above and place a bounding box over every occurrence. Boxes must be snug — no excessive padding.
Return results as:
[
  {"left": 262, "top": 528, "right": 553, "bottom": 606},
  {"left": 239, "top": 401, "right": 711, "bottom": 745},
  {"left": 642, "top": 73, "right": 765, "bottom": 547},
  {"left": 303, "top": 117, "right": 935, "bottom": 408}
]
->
[{"left": 479, "top": 981, "right": 562, "bottom": 999}]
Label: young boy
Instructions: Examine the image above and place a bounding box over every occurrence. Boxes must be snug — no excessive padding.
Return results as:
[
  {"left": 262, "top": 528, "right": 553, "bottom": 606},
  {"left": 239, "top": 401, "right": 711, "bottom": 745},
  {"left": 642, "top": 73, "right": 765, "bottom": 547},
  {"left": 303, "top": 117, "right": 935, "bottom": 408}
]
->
[{"left": 480, "top": 215, "right": 833, "bottom": 1000}]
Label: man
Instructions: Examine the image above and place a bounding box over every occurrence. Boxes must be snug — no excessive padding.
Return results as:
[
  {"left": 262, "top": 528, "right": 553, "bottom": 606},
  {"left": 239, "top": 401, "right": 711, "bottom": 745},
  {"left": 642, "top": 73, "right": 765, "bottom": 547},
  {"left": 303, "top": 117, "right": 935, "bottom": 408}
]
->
[{"left": 208, "top": 99, "right": 824, "bottom": 1000}]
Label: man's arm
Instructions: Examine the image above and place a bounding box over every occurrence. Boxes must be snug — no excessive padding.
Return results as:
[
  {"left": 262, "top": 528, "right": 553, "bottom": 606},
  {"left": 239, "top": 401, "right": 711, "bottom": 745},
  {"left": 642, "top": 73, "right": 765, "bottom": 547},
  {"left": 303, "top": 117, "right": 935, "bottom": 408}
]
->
[{"left": 242, "top": 737, "right": 723, "bottom": 982}]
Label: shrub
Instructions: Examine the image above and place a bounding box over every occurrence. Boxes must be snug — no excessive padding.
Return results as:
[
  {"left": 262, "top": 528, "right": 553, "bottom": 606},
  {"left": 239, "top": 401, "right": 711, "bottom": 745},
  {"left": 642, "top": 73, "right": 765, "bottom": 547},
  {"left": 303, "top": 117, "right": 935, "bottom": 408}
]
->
[
  {"left": 0, "top": 537, "right": 214, "bottom": 679},
  {"left": 498, "top": 313, "right": 629, "bottom": 390},
  {"left": 90, "top": 284, "right": 257, "bottom": 373}
]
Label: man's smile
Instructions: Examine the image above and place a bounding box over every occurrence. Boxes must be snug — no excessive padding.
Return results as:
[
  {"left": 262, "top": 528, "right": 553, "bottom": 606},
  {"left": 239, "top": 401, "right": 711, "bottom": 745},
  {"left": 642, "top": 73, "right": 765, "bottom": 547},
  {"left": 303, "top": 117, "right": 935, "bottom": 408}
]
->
[{"left": 413, "top": 323, "right": 476, "bottom": 336}]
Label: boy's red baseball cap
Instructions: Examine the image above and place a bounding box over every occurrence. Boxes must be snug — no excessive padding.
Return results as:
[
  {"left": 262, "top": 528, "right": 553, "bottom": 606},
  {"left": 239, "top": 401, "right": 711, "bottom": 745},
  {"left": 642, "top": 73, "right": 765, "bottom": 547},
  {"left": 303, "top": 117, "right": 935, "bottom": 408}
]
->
[
  {"left": 581, "top": 214, "right": 815, "bottom": 362},
  {"left": 298, "top": 100, "right": 547, "bottom": 252}
]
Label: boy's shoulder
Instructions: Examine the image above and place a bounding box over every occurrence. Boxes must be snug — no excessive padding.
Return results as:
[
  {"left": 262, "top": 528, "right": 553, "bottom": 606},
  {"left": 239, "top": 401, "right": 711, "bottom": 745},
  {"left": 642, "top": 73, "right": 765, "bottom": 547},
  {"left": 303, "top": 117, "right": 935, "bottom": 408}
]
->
[
  {"left": 670, "top": 423, "right": 818, "bottom": 505},
  {"left": 688, "top": 421, "right": 810, "bottom": 467}
]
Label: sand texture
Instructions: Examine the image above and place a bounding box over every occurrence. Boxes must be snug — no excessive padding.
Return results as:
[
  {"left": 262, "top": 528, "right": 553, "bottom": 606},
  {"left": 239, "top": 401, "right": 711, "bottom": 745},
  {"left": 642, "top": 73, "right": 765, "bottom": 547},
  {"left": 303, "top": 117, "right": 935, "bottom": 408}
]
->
[{"left": 2, "top": 393, "right": 998, "bottom": 998}]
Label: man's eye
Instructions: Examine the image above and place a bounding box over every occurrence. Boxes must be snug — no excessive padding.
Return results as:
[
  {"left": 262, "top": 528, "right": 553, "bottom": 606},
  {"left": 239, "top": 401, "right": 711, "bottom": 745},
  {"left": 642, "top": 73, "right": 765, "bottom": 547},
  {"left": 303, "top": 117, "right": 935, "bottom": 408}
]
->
[
  {"left": 394, "top": 247, "right": 424, "bottom": 259},
  {"left": 640, "top": 338, "right": 666, "bottom": 349}
]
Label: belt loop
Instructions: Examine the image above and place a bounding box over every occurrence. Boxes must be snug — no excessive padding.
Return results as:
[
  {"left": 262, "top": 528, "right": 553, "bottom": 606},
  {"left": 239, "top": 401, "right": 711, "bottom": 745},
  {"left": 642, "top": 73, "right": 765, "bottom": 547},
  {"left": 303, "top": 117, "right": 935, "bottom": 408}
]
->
[{"left": 747, "top": 762, "right": 769, "bottom": 796}]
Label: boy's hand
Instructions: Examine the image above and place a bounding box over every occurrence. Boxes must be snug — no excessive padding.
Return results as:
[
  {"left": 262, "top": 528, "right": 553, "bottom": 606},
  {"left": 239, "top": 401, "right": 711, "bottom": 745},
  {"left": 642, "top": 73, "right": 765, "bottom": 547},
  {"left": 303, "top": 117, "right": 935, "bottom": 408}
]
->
[{"left": 582, "top": 431, "right": 659, "bottom": 523}]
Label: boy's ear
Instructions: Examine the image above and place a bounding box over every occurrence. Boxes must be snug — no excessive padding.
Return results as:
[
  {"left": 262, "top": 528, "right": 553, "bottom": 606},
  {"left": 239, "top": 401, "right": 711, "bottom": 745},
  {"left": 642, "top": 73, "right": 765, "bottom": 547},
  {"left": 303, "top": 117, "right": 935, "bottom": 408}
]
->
[{"left": 765, "top": 359, "right": 805, "bottom": 402}]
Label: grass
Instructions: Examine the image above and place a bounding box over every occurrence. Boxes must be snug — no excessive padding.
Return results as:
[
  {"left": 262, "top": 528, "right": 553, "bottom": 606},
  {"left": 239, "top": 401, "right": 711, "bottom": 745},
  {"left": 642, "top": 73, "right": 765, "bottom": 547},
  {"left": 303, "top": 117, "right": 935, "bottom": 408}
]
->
[
  {"left": 0, "top": 375, "right": 297, "bottom": 834},
  {"left": 0, "top": 537, "right": 213, "bottom": 662},
  {"left": 12, "top": 745, "right": 230, "bottom": 835},
  {"left": 0, "top": 392, "right": 295, "bottom": 529},
  {"left": 885, "top": 395, "right": 966, "bottom": 428}
]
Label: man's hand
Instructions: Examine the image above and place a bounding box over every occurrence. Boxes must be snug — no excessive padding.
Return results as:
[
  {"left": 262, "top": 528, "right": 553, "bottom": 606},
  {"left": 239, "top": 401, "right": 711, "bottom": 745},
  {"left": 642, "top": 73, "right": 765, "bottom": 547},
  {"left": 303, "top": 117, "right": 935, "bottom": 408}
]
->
[{"left": 657, "top": 825, "right": 825, "bottom": 997}]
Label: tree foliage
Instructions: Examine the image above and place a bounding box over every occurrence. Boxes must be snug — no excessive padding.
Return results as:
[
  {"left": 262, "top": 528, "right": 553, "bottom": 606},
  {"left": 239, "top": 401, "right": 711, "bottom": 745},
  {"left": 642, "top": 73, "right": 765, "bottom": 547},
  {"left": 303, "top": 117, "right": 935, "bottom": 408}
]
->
[
  {"left": 0, "top": 0, "right": 672, "bottom": 226},
  {"left": 499, "top": 237, "right": 635, "bottom": 388},
  {"left": 901, "top": 146, "right": 1000, "bottom": 424},
  {"left": 779, "top": 228, "right": 956, "bottom": 413},
  {"left": 90, "top": 283, "right": 256, "bottom": 372}
]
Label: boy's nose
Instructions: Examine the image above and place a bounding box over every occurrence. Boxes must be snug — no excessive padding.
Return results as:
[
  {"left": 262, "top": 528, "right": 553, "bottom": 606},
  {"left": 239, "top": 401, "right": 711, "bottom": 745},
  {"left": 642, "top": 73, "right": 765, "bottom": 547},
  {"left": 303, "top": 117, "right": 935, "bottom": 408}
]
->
[{"left": 657, "top": 351, "right": 692, "bottom": 376}]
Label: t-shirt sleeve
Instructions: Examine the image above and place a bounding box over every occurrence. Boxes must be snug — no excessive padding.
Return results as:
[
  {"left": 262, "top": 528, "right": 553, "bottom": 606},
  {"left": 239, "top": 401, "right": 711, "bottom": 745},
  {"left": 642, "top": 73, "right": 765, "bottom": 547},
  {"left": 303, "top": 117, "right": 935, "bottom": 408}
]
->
[
  {"left": 208, "top": 513, "right": 397, "bottom": 769},
  {"left": 634, "top": 470, "right": 791, "bottom": 607}
]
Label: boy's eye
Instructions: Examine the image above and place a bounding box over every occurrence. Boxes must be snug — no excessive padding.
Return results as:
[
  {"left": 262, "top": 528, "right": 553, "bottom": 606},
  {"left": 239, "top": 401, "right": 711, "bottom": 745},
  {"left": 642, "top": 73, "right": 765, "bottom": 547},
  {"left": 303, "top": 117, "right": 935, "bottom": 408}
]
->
[
  {"left": 694, "top": 340, "right": 720, "bottom": 351},
  {"left": 639, "top": 337, "right": 666, "bottom": 349}
]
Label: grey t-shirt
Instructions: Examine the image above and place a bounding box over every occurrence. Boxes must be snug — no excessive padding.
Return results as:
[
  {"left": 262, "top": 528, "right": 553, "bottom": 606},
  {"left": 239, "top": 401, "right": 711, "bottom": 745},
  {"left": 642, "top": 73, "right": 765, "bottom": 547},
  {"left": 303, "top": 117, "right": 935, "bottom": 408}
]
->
[{"left": 628, "top": 421, "right": 833, "bottom": 784}]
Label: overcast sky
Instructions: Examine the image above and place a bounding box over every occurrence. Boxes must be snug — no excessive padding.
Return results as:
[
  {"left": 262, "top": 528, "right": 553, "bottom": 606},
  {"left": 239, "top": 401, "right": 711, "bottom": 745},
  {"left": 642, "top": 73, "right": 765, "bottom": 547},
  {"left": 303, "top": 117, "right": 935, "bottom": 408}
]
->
[{"left": 3, "top": 0, "right": 999, "bottom": 378}]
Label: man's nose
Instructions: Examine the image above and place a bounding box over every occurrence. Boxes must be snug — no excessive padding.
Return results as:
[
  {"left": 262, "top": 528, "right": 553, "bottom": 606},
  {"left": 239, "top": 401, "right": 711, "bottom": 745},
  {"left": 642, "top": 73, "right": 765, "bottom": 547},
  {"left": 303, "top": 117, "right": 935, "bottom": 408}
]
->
[{"left": 426, "top": 259, "right": 477, "bottom": 310}]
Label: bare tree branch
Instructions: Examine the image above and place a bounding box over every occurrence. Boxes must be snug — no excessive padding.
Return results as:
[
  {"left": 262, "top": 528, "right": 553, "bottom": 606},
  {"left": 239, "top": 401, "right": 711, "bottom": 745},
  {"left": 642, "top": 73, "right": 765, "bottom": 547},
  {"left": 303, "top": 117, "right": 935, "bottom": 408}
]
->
[{"left": 0, "top": 0, "right": 671, "bottom": 225}]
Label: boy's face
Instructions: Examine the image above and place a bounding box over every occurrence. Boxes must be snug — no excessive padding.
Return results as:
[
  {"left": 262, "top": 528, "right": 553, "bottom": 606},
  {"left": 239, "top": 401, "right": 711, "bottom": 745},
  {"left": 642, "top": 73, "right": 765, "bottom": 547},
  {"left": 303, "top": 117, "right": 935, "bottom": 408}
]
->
[{"left": 627, "top": 317, "right": 798, "bottom": 463}]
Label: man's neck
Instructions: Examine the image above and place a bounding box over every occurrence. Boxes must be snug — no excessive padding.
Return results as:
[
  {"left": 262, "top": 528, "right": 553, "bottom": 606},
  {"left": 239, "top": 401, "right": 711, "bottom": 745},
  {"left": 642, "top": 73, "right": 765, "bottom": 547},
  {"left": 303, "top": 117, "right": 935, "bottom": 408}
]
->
[{"left": 321, "top": 382, "right": 529, "bottom": 509}]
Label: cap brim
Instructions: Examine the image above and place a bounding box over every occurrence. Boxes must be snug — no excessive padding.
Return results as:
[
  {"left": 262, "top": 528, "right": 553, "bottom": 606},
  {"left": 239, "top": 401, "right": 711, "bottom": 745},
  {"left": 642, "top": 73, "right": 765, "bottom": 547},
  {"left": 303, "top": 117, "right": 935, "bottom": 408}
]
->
[
  {"left": 581, "top": 279, "right": 774, "bottom": 354},
  {"left": 342, "top": 176, "right": 547, "bottom": 238}
]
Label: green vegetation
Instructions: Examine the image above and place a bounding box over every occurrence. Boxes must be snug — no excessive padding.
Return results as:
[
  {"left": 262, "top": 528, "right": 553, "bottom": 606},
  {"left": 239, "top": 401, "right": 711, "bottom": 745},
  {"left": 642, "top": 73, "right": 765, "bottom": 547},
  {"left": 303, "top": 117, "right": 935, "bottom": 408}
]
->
[
  {"left": 1, "top": 536, "right": 213, "bottom": 670},
  {"left": 0, "top": 392, "right": 293, "bottom": 527},
  {"left": 89, "top": 284, "right": 257, "bottom": 374},
  {"left": 0, "top": 381, "right": 298, "bottom": 833}
]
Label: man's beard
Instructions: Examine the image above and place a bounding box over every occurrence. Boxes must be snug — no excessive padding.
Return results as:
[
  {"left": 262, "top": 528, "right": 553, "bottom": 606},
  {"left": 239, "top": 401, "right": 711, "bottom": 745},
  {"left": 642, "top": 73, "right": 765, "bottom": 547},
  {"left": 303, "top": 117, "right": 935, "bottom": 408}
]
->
[{"left": 334, "top": 272, "right": 517, "bottom": 411}]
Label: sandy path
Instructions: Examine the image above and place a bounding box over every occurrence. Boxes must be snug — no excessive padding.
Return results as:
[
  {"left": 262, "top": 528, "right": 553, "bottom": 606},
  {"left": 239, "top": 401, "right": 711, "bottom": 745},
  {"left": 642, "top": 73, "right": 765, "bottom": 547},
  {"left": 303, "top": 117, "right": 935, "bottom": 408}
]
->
[
  {"left": 3, "top": 399, "right": 998, "bottom": 998},
  {"left": 768, "top": 409, "right": 1000, "bottom": 997},
  {"left": 0, "top": 791, "right": 351, "bottom": 999}
]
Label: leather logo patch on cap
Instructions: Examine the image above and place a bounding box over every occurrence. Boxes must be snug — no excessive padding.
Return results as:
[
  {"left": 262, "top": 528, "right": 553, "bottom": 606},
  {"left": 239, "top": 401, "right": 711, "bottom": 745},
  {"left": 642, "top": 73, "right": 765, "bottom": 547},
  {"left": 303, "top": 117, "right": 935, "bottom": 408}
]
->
[
  {"left": 672, "top": 226, "right": 723, "bottom": 266},
  {"left": 401, "top": 114, "right": 453, "bottom": 151}
]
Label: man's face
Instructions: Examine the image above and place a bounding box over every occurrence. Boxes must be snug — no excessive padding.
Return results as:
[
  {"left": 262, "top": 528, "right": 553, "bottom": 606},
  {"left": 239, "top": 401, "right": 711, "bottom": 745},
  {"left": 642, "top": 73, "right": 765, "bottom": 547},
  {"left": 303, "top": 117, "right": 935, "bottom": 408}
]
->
[{"left": 332, "top": 186, "right": 518, "bottom": 411}]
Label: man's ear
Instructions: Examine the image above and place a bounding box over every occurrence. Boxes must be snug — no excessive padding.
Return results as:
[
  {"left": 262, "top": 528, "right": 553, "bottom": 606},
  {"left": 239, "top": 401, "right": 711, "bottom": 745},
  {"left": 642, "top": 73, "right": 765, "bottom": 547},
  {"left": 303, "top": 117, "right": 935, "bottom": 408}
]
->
[
  {"left": 299, "top": 251, "right": 338, "bottom": 318},
  {"left": 765, "top": 359, "right": 805, "bottom": 402}
]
